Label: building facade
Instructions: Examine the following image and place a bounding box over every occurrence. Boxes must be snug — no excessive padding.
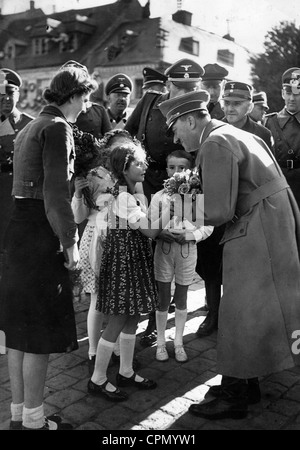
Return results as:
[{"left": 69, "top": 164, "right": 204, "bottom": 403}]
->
[{"left": 0, "top": 0, "right": 253, "bottom": 114}]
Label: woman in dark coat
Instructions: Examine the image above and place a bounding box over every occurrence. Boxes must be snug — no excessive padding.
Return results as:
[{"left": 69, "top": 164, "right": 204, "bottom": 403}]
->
[{"left": 0, "top": 62, "right": 97, "bottom": 430}]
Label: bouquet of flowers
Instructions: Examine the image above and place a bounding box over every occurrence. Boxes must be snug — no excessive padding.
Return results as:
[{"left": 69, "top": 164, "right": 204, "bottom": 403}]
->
[
  {"left": 72, "top": 125, "right": 105, "bottom": 210},
  {"left": 163, "top": 169, "right": 202, "bottom": 200}
]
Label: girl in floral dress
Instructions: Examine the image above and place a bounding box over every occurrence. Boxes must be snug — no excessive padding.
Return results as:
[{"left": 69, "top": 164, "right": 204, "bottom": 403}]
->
[
  {"left": 72, "top": 130, "right": 136, "bottom": 374},
  {"left": 88, "top": 142, "right": 173, "bottom": 401}
]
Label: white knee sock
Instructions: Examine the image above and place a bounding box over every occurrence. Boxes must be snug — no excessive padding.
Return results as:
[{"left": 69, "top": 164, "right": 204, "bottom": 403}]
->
[
  {"left": 174, "top": 308, "right": 187, "bottom": 347},
  {"left": 22, "top": 404, "right": 52, "bottom": 429},
  {"left": 156, "top": 310, "right": 169, "bottom": 346},
  {"left": 119, "top": 332, "right": 136, "bottom": 378},
  {"left": 87, "top": 293, "right": 104, "bottom": 358},
  {"left": 91, "top": 337, "right": 115, "bottom": 386},
  {"left": 113, "top": 335, "right": 120, "bottom": 357},
  {"left": 11, "top": 402, "right": 24, "bottom": 422}
]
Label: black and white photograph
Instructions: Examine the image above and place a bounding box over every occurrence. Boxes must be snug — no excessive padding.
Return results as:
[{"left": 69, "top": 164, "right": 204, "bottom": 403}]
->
[{"left": 0, "top": 0, "right": 300, "bottom": 435}]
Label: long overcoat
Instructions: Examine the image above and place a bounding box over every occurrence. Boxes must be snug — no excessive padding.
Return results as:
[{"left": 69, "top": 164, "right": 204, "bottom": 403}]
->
[{"left": 196, "top": 120, "right": 300, "bottom": 378}]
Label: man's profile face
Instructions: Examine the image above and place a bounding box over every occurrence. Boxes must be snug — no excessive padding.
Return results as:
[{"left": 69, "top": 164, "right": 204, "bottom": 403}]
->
[
  {"left": 171, "top": 116, "right": 199, "bottom": 153},
  {"left": 250, "top": 104, "right": 267, "bottom": 123}
]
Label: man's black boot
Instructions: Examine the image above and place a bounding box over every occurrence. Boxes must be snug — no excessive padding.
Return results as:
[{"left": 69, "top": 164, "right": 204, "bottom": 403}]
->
[
  {"left": 196, "top": 282, "right": 220, "bottom": 337},
  {"left": 206, "top": 376, "right": 261, "bottom": 405},
  {"left": 189, "top": 377, "right": 248, "bottom": 420},
  {"left": 140, "top": 311, "right": 157, "bottom": 347}
]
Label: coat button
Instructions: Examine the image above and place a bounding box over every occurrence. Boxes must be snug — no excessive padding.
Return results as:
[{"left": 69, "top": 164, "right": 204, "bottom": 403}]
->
[{"left": 240, "top": 229, "right": 244, "bottom": 233}]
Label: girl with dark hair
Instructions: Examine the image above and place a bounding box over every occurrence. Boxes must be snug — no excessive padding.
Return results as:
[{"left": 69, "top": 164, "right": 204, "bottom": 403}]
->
[
  {"left": 88, "top": 142, "right": 173, "bottom": 401},
  {"left": 0, "top": 62, "right": 97, "bottom": 430},
  {"left": 71, "top": 129, "right": 136, "bottom": 374}
]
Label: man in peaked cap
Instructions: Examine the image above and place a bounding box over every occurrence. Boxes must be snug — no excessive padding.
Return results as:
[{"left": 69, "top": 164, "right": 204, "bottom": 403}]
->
[
  {"left": 265, "top": 67, "right": 300, "bottom": 207},
  {"left": 142, "top": 67, "right": 168, "bottom": 95},
  {"left": 105, "top": 73, "right": 133, "bottom": 129},
  {"left": 158, "top": 90, "right": 300, "bottom": 420},
  {"left": 201, "top": 63, "right": 228, "bottom": 120},
  {"left": 125, "top": 58, "right": 204, "bottom": 347},
  {"left": 164, "top": 58, "right": 204, "bottom": 92},
  {"left": 250, "top": 91, "right": 269, "bottom": 124},
  {"left": 222, "top": 81, "right": 273, "bottom": 149},
  {"left": 0, "top": 68, "right": 34, "bottom": 269}
]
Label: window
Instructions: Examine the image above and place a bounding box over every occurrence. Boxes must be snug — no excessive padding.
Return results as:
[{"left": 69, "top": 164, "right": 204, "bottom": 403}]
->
[
  {"left": 32, "top": 38, "right": 48, "bottom": 55},
  {"left": 179, "top": 37, "right": 199, "bottom": 56},
  {"left": 6, "top": 45, "right": 14, "bottom": 59},
  {"left": 217, "top": 49, "right": 234, "bottom": 67}
]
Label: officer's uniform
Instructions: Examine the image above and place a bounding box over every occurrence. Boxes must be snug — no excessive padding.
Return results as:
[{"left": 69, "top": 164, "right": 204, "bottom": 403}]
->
[
  {"left": 265, "top": 67, "right": 300, "bottom": 207},
  {"left": 0, "top": 69, "right": 34, "bottom": 255},
  {"left": 105, "top": 73, "right": 133, "bottom": 129},
  {"left": 125, "top": 58, "right": 204, "bottom": 203},
  {"left": 201, "top": 63, "right": 228, "bottom": 120},
  {"left": 76, "top": 102, "right": 112, "bottom": 139}
]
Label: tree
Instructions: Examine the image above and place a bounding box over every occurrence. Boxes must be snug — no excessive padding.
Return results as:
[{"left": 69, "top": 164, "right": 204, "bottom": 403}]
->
[{"left": 250, "top": 21, "right": 300, "bottom": 112}]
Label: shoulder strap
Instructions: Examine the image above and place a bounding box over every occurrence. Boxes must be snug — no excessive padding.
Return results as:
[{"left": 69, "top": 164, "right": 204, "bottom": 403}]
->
[{"left": 136, "top": 93, "right": 160, "bottom": 142}]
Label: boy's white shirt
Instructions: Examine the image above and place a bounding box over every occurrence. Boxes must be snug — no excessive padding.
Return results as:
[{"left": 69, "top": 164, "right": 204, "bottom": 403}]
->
[{"left": 149, "top": 189, "right": 214, "bottom": 243}]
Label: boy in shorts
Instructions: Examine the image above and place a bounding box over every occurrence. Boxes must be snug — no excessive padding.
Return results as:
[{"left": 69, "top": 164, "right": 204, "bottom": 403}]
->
[{"left": 149, "top": 150, "right": 213, "bottom": 362}]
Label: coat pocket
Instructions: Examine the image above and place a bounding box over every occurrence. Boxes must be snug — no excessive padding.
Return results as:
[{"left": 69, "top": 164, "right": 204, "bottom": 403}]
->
[{"left": 219, "top": 221, "right": 248, "bottom": 244}]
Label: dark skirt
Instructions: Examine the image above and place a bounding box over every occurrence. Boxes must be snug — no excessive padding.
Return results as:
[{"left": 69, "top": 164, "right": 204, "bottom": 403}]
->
[
  {"left": 0, "top": 199, "right": 78, "bottom": 354},
  {"left": 97, "top": 225, "right": 158, "bottom": 316}
]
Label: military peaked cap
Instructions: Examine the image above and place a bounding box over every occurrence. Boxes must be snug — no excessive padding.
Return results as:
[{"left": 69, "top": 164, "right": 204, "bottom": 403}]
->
[
  {"left": 164, "top": 59, "right": 204, "bottom": 83},
  {"left": 158, "top": 90, "right": 210, "bottom": 129},
  {"left": 0, "top": 68, "right": 22, "bottom": 93},
  {"left": 202, "top": 63, "right": 228, "bottom": 81},
  {"left": 142, "top": 67, "right": 167, "bottom": 89},
  {"left": 252, "top": 91, "right": 269, "bottom": 110},
  {"left": 105, "top": 73, "right": 133, "bottom": 96},
  {"left": 223, "top": 81, "right": 253, "bottom": 101}
]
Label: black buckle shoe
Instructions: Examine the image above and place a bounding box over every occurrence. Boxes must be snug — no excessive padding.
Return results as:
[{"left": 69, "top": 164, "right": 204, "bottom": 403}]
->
[
  {"left": 87, "top": 379, "right": 128, "bottom": 402},
  {"left": 11, "top": 414, "right": 63, "bottom": 430},
  {"left": 189, "top": 398, "right": 248, "bottom": 420},
  {"left": 140, "top": 331, "right": 157, "bottom": 347},
  {"left": 116, "top": 373, "right": 157, "bottom": 390},
  {"left": 22, "top": 416, "right": 73, "bottom": 430}
]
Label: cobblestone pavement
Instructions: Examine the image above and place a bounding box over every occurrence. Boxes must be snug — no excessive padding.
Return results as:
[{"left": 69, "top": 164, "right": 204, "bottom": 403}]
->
[{"left": 1, "top": 273, "right": 300, "bottom": 433}]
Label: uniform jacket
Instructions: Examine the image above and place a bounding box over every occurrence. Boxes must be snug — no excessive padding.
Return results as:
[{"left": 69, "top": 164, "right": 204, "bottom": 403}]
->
[
  {"left": 125, "top": 91, "right": 182, "bottom": 167},
  {"left": 0, "top": 109, "right": 33, "bottom": 168},
  {"left": 265, "top": 108, "right": 300, "bottom": 206},
  {"left": 75, "top": 103, "right": 112, "bottom": 139},
  {"left": 12, "top": 105, "right": 78, "bottom": 249},
  {"left": 196, "top": 119, "right": 300, "bottom": 378},
  {"left": 208, "top": 101, "right": 224, "bottom": 120},
  {"left": 125, "top": 92, "right": 183, "bottom": 202},
  {"left": 223, "top": 115, "right": 273, "bottom": 150},
  {"left": 265, "top": 108, "right": 300, "bottom": 162},
  {"left": 107, "top": 107, "right": 133, "bottom": 130}
]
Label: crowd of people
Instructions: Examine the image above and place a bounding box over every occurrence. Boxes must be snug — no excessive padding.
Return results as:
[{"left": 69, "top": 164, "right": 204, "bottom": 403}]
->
[{"left": 1, "top": 57, "right": 300, "bottom": 429}]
